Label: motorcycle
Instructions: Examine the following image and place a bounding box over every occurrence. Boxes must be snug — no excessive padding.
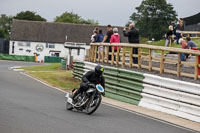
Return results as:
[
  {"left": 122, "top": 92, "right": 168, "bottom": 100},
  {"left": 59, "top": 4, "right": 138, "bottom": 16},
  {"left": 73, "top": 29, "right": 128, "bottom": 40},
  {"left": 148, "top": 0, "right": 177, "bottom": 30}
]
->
[{"left": 65, "top": 84, "right": 104, "bottom": 115}]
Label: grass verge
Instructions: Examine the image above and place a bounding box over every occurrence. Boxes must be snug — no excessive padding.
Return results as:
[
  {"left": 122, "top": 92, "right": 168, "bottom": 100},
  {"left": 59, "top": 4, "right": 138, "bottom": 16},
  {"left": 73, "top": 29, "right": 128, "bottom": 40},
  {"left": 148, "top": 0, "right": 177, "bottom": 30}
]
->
[{"left": 22, "top": 63, "right": 80, "bottom": 91}]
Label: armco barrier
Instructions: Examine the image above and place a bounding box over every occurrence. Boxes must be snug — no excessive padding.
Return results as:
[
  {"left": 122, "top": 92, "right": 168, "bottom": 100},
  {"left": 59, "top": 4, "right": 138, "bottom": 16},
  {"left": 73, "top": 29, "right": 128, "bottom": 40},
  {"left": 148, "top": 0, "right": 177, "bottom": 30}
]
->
[
  {"left": 73, "top": 61, "right": 85, "bottom": 80},
  {"left": 73, "top": 61, "right": 200, "bottom": 123},
  {"left": 0, "top": 53, "right": 35, "bottom": 62}
]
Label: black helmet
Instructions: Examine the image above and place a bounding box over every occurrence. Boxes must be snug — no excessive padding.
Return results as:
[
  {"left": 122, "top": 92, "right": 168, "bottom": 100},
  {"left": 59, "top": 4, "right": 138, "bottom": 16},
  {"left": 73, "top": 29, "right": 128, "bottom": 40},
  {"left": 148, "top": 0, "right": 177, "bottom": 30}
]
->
[{"left": 95, "top": 65, "right": 104, "bottom": 77}]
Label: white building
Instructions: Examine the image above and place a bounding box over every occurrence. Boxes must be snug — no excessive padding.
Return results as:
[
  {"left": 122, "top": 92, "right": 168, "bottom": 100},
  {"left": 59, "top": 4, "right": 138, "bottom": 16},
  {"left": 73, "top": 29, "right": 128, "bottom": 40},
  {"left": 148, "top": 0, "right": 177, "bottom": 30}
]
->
[{"left": 10, "top": 20, "right": 128, "bottom": 62}]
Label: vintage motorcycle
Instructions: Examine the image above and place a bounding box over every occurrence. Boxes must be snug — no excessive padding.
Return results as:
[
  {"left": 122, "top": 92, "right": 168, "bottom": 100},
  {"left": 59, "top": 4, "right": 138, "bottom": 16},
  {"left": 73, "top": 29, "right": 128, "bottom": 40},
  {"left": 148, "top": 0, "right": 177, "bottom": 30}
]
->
[{"left": 65, "top": 84, "right": 104, "bottom": 115}]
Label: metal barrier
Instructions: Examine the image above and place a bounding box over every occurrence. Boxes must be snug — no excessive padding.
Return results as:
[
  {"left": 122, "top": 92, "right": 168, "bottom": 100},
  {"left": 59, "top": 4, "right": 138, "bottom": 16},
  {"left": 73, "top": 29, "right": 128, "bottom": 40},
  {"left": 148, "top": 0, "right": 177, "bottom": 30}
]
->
[{"left": 73, "top": 61, "right": 200, "bottom": 122}]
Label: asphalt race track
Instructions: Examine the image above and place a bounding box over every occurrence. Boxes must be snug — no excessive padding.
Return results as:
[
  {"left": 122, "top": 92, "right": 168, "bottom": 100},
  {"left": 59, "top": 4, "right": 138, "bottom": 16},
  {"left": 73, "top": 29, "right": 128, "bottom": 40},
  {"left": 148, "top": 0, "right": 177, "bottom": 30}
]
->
[{"left": 0, "top": 61, "right": 197, "bottom": 133}]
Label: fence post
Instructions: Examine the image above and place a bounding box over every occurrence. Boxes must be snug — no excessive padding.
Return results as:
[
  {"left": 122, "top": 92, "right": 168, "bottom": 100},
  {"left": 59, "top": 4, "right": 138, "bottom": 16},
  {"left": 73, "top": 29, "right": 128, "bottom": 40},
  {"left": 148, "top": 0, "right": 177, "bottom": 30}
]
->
[
  {"left": 102, "top": 46, "right": 105, "bottom": 63},
  {"left": 149, "top": 49, "right": 152, "bottom": 71},
  {"left": 138, "top": 48, "right": 141, "bottom": 69},
  {"left": 116, "top": 46, "right": 119, "bottom": 67},
  {"left": 94, "top": 46, "right": 97, "bottom": 62},
  {"left": 194, "top": 55, "right": 198, "bottom": 80},
  {"left": 160, "top": 50, "right": 164, "bottom": 74},
  {"left": 98, "top": 46, "right": 101, "bottom": 62},
  {"left": 122, "top": 46, "right": 126, "bottom": 68},
  {"left": 177, "top": 53, "right": 181, "bottom": 77},
  {"left": 129, "top": 47, "right": 133, "bottom": 68},
  {"left": 106, "top": 46, "right": 109, "bottom": 63},
  {"left": 169, "top": 37, "right": 172, "bottom": 47},
  {"left": 111, "top": 46, "right": 114, "bottom": 65}
]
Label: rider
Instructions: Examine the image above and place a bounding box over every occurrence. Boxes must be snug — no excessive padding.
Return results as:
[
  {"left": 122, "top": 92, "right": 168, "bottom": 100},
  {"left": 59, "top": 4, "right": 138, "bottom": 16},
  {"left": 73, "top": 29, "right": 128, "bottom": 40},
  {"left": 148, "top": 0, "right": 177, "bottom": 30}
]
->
[{"left": 71, "top": 65, "right": 105, "bottom": 100}]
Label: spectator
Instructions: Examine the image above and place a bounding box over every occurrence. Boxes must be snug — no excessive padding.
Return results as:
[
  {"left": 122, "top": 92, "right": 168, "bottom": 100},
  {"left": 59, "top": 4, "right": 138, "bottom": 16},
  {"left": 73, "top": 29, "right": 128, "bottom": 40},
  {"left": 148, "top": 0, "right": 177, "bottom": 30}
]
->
[
  {"left": 176, "top": 19, "right": 185, "bottom": 44},
  {"left": 179, "top": 38, "right": 189, "bottom": 61},
  {"left": 91, "top": 30, "right": 98, "bottom": 43},
  {"left": 96, "top": 29, "right": 104, "bottom": 43},
  {"left": 110, "top": 28, "right": 121, "bottom": 61},
  {"left": 165, "top": 25, "right": 173, "bottom": 47},
  {"left": 171, "top": 20, "right": 177, "bottom": 36},
  {"left": 123, "top": 23, "right": 139, "bottom": 64},
  {"left": 186, "top": 37, "right": 197, "bottom": 49},
  {"left": 102, "top": 25, "right": 113, "bottom": 60}
]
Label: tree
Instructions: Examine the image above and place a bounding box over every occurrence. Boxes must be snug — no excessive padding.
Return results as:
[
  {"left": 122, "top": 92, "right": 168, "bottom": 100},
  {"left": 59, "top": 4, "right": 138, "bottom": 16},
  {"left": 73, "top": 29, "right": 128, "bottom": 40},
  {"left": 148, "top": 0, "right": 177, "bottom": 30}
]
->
[
  {"left": 14, "top": 11, "right": 46, "bottom": 21},
  {"left": 0, "top": 14, "right": 12, "bottom": 40},
  {"left": 130, "top": 0, "right": 177, "bottom": 40},
  {"left": 54, "top": 12, "right": 98, "bottom": 25}
]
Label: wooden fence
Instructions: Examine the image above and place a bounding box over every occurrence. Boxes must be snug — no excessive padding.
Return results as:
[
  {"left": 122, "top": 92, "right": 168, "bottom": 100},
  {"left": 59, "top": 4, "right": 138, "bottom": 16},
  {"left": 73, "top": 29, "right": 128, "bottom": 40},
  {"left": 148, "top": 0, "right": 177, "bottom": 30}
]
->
[
  {"left": 89, "top": 43, "right": 200, "bottom": 80},
  {"left": 178, "top": 31, "right": 200, "bottom": 39}
]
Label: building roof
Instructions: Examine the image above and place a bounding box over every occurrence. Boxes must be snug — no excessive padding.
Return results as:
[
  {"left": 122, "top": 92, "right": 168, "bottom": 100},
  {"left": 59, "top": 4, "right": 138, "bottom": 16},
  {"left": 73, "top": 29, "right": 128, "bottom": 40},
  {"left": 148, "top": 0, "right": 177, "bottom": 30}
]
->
[
  {"left": 10, "top": 20, "right": 128, "bottom": 44},
  {"left": 183, "top": 12, "right": 200, "bottom": 26}
]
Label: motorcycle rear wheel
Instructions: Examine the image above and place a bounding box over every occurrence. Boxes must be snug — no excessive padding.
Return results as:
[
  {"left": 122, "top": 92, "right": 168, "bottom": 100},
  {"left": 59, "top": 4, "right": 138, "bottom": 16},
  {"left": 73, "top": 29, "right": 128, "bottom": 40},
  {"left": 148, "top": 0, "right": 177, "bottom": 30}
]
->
[{"left": 86, "top": 95, "right": 102, "bottom": 115}]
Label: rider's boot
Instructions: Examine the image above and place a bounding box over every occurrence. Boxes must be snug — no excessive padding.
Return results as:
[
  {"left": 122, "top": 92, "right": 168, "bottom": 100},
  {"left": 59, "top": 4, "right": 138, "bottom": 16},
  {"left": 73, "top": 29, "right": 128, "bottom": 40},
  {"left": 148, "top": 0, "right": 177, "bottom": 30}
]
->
[{"left": 70, "top": 88, "right": 81, "bottom": 100}]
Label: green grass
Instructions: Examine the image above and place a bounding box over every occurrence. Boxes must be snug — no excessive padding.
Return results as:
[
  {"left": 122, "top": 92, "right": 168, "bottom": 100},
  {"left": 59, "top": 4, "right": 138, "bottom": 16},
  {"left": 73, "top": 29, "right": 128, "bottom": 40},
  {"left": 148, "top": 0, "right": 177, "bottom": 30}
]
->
[
  {"left": 21, "top": 63, "right": 61, "bottom": 71},
  {"left": 30, "top": 71, "right": 80, "bottom": 91},
  {"left": 22, "top": 63, "right": 80, "bottom": 91},
  {"left": 147, "top": 39, "right": 200, "bottom": 48}
]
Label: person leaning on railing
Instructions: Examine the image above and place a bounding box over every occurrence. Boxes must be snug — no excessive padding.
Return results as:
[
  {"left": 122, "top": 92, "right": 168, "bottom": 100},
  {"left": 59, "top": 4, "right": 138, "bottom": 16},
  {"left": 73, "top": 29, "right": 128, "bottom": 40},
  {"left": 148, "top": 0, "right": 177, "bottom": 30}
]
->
[
  {"left": 123, "top": 23, "right": 139, "bottom": 64},
  {"left": 179, "top": 37, "right": 189, "bottom": 61},
  {"left": 110, "top": 28, "right": 121, "bottom": 61},
  {"left": 165, "top": 25, "right": 173, "bottom": 47},
  {"left": 101, "top": 25, "right": 113, "bottom": 60}
]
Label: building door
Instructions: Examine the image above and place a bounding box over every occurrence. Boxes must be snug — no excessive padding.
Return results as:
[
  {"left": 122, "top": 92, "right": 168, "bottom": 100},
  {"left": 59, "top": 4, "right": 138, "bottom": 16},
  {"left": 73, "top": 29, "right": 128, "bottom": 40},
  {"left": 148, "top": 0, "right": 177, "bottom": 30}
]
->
[{"left": 55, "top": 53, "right": 59, "bottom": 57}]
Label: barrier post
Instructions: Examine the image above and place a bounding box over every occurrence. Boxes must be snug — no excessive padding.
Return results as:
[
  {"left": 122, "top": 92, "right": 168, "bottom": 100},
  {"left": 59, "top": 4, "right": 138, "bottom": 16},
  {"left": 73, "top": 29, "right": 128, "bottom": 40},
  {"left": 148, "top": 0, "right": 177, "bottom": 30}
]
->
[
  {"left": 106, "top": 46, "right": 109, "bottom": 63},
  {"left": 138, "top": 48, "right": 141, "bottom": 69},
  {"left": 111, "top": 46, "right": 114, "bottom": 65},
  {"left": 177, "top": 53, "right": 181, "bottom": 77},
  {"left": 102, "top": 46, "right": 105, "bottom": 63},
  {"left": 116, "top": 46, "right": 119, "bottom": 67},
  {"left": 160, "top": 50, "right": 164, "bottom": 74},
  {"left": 122, "top": 46, "right": 126, "bottom": 68},
  {"left": 194, "top": 55, "right": 198, "bottom": 80},
  {"left": 148, "top": 49, "right": 152, "bottom": 71},
  {"left": 94, "top": 46, "right": 97, "bottom": 62},
  {"left": 129, "top": 47, "right": 133, "bottom": 68}
]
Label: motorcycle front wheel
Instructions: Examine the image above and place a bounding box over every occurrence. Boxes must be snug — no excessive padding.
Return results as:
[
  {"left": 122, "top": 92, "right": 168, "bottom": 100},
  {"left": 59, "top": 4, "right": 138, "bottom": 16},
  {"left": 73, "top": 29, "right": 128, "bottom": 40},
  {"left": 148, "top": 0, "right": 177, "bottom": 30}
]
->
[
  {"left": 66, "top": 102, "right": 73, "bottom": 110},
  {"left": 86, "top": 95, "right": 102, "bottom": 115}
]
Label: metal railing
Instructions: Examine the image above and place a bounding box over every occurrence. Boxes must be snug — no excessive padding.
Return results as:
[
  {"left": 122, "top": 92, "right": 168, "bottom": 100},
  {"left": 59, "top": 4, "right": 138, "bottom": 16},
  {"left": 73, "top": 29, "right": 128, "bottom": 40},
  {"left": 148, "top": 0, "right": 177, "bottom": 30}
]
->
[{"left": 89, "top": 43, "right": 200, "bottom": 80}]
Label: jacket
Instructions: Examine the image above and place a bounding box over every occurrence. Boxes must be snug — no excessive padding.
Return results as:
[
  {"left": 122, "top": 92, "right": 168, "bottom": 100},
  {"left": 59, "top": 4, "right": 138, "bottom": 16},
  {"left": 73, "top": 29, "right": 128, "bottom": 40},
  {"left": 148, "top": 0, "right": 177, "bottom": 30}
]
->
[
  {"left": 82, "top": 70, "right": 105, "bottom": 89},
  {"left": 123, "top": 28, "right": 139, "bottom": 43},
  {"left": 110, "top": 33, "right": 121, "bottom": 50}
]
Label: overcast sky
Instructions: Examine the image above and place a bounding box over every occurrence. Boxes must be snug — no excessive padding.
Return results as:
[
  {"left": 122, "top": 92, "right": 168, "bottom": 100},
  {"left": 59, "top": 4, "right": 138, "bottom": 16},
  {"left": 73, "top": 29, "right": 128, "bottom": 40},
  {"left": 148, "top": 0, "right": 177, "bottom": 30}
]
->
[{"left": 1, "top": 0, "right": 200, "bottom": 26}]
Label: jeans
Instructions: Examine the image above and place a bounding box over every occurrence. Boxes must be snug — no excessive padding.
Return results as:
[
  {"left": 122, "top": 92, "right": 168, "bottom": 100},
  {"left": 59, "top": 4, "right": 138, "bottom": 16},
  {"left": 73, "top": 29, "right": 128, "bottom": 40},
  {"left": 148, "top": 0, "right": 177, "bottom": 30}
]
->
[
  {"left": 176, "top": 33, "right": 181, "bottom": 44},
  {"left": 180, "top": 53, "right": 186, "bottom": 61},
  {"left": 133, "top": 48, "right": 138, "bottom": 64},
  {"left": 108, "top": 46, "right": 112, "bottom": 60}
]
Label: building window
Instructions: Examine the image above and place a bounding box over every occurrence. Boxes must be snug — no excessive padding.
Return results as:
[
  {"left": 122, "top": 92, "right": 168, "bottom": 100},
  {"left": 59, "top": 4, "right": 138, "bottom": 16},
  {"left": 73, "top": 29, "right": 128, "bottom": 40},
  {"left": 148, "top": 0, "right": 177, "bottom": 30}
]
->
[
  {"left": 18, "top": 42, "right": 31, "bottom": 47},
  {"left": 18, "top": 42, "right": 23, "bottom": 46},
  {"left": 49, "top": 43, "right": 55, "bottom": 48},
  {"left": 26, "top": 42, "right": 31, "bottom": 47},
  {"left": 46, "top": 43, "right": 48, "bottom": 48}
]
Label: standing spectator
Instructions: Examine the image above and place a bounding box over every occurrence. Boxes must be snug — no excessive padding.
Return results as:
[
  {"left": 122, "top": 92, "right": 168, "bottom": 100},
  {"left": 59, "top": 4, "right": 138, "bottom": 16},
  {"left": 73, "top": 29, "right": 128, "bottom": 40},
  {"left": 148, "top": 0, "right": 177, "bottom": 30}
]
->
[
  {"left": 110, "top": 28, "right": 121, "bottom": 61},
  {"left": 186, "top": 37, "right": 197, "bottom": 49},
  {"left": 165, "top": 25, "right": 173, "bottom": 47},
  {"left": 176, "top": 19, "right": 185, "bottom": 44},
  {"left": 123, "top": 23, "right": 139, "bottom": 64},
  {"left": 91, "top": 30, "right": 98, "bottom": 43},
  {"left": 96, "top": 29, "right": 104, "bottom": 42},
  {"left": 102, "top": 25, "right": 113, "bottom": 60},
  {"left": 171, "top": 20, "right": 177, "bottom": 37}
]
